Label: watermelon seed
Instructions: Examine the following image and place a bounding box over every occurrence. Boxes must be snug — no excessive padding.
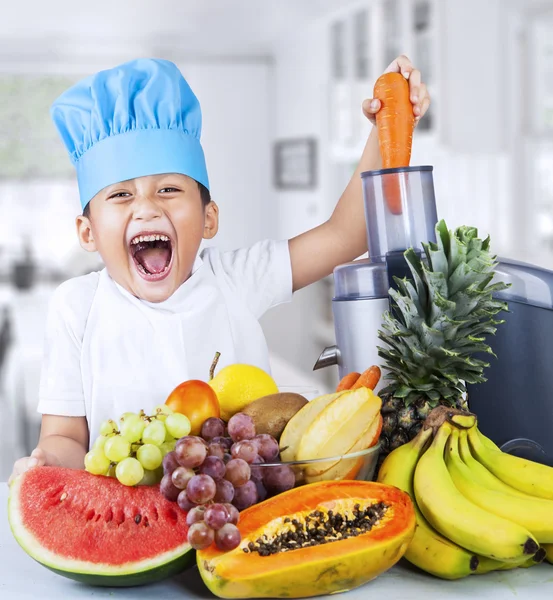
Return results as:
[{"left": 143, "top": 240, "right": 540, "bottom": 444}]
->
[
  {"left": 86, "top": 509, "right": 96, "bottom": 521},
  {"left": 60, "top": 493, "right": 67, "bottom": 501},
  {"left": 135, "top": 514, "right": 142, "bottom": 525}
]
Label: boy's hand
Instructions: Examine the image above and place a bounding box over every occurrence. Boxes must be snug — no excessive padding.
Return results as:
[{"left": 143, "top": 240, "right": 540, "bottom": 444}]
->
[
  {"left": 8, "top": 447, "right": 61, "bottom": 486},
  {"left": 362, "top": 55, "right": 430, "bottom": 126}
]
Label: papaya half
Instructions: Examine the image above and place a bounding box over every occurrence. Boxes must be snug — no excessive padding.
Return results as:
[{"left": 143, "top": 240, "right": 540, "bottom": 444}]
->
[{"left": 197, "top": 480, "right": 415, "bottom": 599}]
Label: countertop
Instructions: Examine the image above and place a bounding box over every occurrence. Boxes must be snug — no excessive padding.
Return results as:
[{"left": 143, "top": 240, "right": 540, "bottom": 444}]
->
[{"left": 2, "top": 485, "right": 553, "bottom": 599}]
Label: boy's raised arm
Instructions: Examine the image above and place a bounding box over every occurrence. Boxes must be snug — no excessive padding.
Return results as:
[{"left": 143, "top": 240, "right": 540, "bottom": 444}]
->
[{"left": 288, "top": 55, "right": 430, "bottom": 292}]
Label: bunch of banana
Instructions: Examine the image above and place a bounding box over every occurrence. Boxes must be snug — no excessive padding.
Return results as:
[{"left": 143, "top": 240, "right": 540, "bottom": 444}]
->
[{"left": 377, "top": 407, "right": 553, "bottom": 579}]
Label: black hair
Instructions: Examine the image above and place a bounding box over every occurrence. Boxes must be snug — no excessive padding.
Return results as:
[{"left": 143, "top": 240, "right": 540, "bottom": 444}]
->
[{"left": 82, "top": 181, "right": 211, "bottom": 218}]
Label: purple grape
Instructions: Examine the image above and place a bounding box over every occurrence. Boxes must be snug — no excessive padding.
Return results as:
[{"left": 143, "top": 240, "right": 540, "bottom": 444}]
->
[
  {"left": 177, "top": 490, "right": 196, "bottom": 512},
  {"left": 194, "top": 435, "right": 210, "bottom": 448},
  {"left": 201, "top": 418, "right": 226, "bottom": 441},
  {"left": 171, "top": 466, "right": 195, "bottom": 490},
  {"left": 188, "top": 522, "right": 215, "bottom": 550},
  {"left": 212, "top": 436, "right": 232, "bottom": 450},
  {"left": 215, "top": 523, "right": 241, "bottom": 551},
  {"left": 208, "top": 442, "right": 226, "bottom": 460},
  {"left": 227, "top": 413, "right": 256, "bottom": 442},
  {"left": 223, "top": 503, "right": 240, "bottom": 525},
  {"left": 199, "top": 456, "right": 226, "bottom": 480},
  {"left": 254, "top": 479, "right": 268, "bottom": 502},
  {"left": 175, "top": 436, "right": 207, "bottom": 468},
  {"left": 249, "top": 456, "right": 265, "bottom": 482},
  {"left": 254, "top": 434, "right": 280, "bottom": 462},
  {"left": 231, "top": 440, "right": 258, "bottom": 464},
  {"left": 223, "top": 453, "right": 232, "bottom": 463},
  {"left": 263, "top": 465, "right": 295, "bottom": 494},
  {"left": 214, "top": 478, "right": 235, "bottom": 504},
  {"left": 162, "top": 451, "right": 180, "bottom": 475},
  {"left": 204, "top": 503, "right": 230, "bottom": 530},
  {"left": 186, "top": 505, "right": 206, "bottom": 526},
  {"left": 224, "top": 458, "right": 251, "bottom": 487},
  {"left": 160, "top": 473, "right": 181, "bottom": 502},
  {"left": 186, "top": 474, "right": 216, "bottom": 504},
  {"left": 232, "top": 480, "right": 258, "bottom": 511}
]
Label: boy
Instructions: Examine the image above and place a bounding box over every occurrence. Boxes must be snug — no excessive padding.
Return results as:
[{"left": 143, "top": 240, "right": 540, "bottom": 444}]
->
[{"left": 9, "top": 55, "right": 429, "bottom": 483}]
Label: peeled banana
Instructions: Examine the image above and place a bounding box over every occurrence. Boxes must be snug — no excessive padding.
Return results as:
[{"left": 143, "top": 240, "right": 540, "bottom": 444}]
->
[
  {"left": 377, "top": 427, "right": 479, "bottom": 579},
  {"left": 446, "top": 429, "right": 553, "bottom": 544},
  {"left": 414, "top": 423, "right": 539, "bottom": 562},
  {"left": 468, "top": 427, "right": 553, "bottom": 500}
]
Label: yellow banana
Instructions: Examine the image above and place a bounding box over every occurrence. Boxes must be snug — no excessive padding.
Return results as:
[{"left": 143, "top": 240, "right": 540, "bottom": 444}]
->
[
  {"left": 468, "top": 427, "right": 553, "bottom": 500},
  {"left": 447, "top": 429, "right": 553, "bottom": 543},
  {"left": 377, "top": 427, "right": 478, "bottom": 579},
  {"left": 414, "top": 422, "right": 539, "bottom": 562},
  {"left": 476, "top": 549, "right": 545, "bottom": 574},
  {"left": 458, "top": 430, "right": 533, "bottom": 499},
  {"left": 544, "top": 544, "right": 553, "bottom": 565}
]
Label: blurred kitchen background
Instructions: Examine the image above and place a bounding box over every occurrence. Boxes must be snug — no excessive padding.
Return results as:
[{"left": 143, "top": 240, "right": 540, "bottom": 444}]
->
[{"left": 0, "top": 0, "right": 552, "bottom": 479}]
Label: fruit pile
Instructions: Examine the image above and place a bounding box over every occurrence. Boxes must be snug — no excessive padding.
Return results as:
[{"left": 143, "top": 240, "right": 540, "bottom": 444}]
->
[
  {"left": 159, "top": 413, "right": 291, "bottom": 551},
  {"left": 378, "top": 407, "right": 553, "bottom": 579},
  {"left": 85, "top": 406, "right": 191, "bottom": 486}
]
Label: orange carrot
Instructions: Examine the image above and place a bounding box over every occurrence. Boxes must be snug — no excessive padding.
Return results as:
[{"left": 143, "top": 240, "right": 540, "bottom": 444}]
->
[
  {"left": 351, "top": 365, "right": 381, "bottom": 391},
  {"left": 336, "top": 372, "right": 361, "bottom": 392},
  {"left": 373, "top": 72, "right": 415, "bottom": 215}
]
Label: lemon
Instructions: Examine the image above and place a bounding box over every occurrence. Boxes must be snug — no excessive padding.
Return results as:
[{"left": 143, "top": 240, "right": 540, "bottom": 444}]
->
[{"left": 208, "top": 364, "right": 279, "bottom": 421}]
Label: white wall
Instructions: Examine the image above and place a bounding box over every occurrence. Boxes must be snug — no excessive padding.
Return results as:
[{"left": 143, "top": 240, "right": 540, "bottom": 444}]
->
[
  {"left": 181, "top": 61, "right": 277, "bottom": 251},
  {"left": 259, "top": 20, "right": 339, "bottom": 394}
]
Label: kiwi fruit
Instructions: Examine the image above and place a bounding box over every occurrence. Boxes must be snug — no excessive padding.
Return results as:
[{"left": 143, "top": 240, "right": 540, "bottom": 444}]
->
[{"left": 242, "top": 393, "right": 308, "bottom": 440}]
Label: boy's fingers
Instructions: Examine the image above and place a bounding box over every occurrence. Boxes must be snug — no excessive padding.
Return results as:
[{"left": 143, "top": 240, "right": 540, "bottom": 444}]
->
[
  {"left": 408, "top": 69, "right": 422, "bottom": 103},
  {"left": 384, "top": 54, "right": 413, "bottom": 78},
  {"left": 362, "top": 98, "right": 381, "bottom": 114}
]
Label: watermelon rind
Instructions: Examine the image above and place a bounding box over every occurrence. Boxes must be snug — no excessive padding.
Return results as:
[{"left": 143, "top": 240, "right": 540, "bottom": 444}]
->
[{"left": 8, "top": 473, "right": 195, "bottom": 588}]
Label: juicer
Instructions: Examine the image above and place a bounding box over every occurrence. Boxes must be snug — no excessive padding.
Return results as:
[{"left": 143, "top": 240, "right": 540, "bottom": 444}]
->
[{"left": 314, "top": 166, "right": 553, "bottom": 466}]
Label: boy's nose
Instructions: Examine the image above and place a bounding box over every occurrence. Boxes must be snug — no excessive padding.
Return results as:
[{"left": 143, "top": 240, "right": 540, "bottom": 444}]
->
[{"left": 132, "top": 194, "right": 163, "bottom": 220}]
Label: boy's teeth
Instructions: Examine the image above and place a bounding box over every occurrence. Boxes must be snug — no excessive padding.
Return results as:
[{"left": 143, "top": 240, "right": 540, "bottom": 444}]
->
[{"left": 131, "top": 234, "right": 170, "bottom": 244}]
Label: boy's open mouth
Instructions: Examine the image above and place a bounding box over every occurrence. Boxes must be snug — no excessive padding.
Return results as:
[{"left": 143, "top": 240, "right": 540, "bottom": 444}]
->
[{"left": 130, "top": 233, "right": 173, "bottom": 281}]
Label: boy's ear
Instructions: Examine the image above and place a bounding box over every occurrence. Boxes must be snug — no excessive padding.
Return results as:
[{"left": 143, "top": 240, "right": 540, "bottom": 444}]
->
[
  {"left": 203, "top": 201, "right": 219, "bottom": 240},
  {"left": 76, "top": 215, "right": 97, "bottom": 252}
]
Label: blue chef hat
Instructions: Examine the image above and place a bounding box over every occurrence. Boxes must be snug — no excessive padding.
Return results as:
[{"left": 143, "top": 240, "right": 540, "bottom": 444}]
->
[{"left": 51, "top": 58, "right": 210, "bottom": 210}]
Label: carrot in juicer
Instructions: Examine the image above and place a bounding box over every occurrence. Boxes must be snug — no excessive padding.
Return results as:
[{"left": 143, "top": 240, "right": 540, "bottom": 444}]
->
[{"left": 373, "top": 72, "right": 415, "bottom": 215}]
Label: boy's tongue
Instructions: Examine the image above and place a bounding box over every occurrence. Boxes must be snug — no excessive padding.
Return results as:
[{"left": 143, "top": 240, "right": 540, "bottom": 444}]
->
[{"left": 135, "top": 246, "right": 171, "bottom": 274}]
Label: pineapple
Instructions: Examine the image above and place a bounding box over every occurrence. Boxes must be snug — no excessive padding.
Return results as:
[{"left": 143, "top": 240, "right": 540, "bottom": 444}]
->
[{"left": 377, "top": 220, "right": 508, "bottom": 461}]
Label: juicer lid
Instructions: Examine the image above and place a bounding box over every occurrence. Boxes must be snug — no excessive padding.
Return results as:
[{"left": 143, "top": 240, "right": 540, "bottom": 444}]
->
[
  {"left": 333, "top": 259, "right": 389, "bottom": 301},
  {"left": 495, "top": 258, "right": 553, "bottom": 310}
]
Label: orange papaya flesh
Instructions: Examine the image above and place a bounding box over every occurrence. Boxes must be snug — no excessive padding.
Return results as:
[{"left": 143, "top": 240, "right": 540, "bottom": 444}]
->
[{"left": 197, "top": 481, "right": 415, "bottom": 599}]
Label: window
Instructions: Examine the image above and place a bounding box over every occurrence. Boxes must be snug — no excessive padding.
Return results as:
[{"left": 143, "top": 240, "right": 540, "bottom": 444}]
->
[{"left": 0, "top": 75, "right": 78, "bottom": 178}]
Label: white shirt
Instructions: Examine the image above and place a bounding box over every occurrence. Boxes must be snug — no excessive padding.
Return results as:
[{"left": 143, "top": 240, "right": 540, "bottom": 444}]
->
[{"left": 37, "top": 240, "right": 293, "bottom": 447}]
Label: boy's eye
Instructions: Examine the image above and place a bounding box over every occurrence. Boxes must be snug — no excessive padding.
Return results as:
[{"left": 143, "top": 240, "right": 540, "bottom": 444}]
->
[
  {"left": 159, "top": 187, "right": 180, "bottom": 193},
  {"left": 109, "top": 192, "right": 131, "bottom": 199}
]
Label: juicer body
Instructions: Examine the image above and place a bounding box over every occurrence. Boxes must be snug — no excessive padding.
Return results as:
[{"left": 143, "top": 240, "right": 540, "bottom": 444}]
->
[{"left": 466, "top": 259, "right": 553, "bottom": 466}]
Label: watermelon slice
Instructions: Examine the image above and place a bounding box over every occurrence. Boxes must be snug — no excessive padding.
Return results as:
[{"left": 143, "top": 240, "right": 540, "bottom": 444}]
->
[{"left": 8, "top": 466, "right": 194, "bottom": 587}]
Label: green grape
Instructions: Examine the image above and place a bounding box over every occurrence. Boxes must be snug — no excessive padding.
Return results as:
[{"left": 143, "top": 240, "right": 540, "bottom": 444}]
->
[
  {"left": 104, "top": 435, "right": 131, "bottom": 462},
  {"left": 153, "top": 404, "right": 173, "bottom": 422},
  {"left": 119, "top": 411, "right": 136, "bottom": 423},
  {"left": 165, "top": 413, "right": 192, "bottom": 439},
  {"left": 85, "top": 450, "right": 111, "bottom": 475},
  {"left": 137, "top": 444, "right": 163, "bottom": 470},
  {"left": 99, "top": 419, "right": 118, "bottom": 436},
  {"left": 142, "top": 420, "right": 166, "bottom": 446},
  {"left": 160, "top": 439, "right": 177, "bottom": 456},
  {"left": 120, "top": 414, "right": 146, "bottom": 443},
  {"left": 116, "top": 457, "right": 144, "bottom": 486},
  {"left": 138, "top": 469, "right": 159, "bottom": 486},
  {"left": 93, "top": 435, "right": 108, "bottom": 451}
]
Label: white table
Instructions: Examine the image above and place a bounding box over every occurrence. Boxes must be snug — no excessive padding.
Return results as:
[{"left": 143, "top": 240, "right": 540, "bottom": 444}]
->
[{"left": 2, "top": 485, "right": 553, "bottom": 599}]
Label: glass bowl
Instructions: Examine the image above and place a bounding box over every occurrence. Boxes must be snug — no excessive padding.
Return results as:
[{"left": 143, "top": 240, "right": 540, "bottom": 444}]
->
[{"left": 255, "top": 443, "right": 381, "bottom": 488}]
